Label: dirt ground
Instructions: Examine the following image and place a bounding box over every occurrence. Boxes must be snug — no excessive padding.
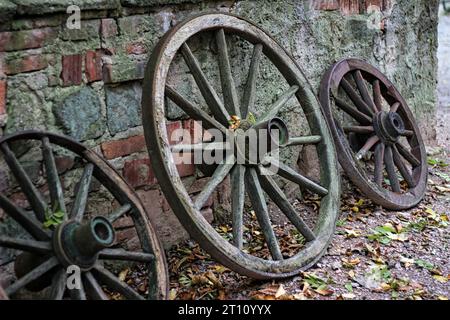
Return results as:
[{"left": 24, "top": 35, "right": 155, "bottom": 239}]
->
[{"left": 165, "top": 12, "right": 450, "bottom": 301}]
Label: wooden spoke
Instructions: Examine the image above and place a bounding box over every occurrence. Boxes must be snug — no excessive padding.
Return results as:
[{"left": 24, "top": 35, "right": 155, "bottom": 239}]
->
[
  {"left": 49, "top": 268, "right": 67, "bottom": 300},
  {"left": 70, "top": 163, "right": 94, "bottom": 222},
  {"left": 396, "top": 143, "right": 420, "bottom": 167},
  {"left": 267, "top": 158, "right": 328, "bottom": 197},
  {"left": 392, "top": 145, "right": 416, "bottom": 188},
  {"left": 372, "top": 80, "right": 383, "bottom": 112},
  {"left": 373, "top": 142, "right": 385, "bottom": 187},
  {"left": 343, "top": 126, "right": 374, "bottom": 135},
  {"left": 99, "top": 249, "right": 155, "bottom": 263},
  {"left": 84, "top": 272, "right": 108, "bottom": 300},
  {"left": 384, "top": 146, "right": 401, "bottom": 193},
  {"left": 42, "top": 137, "right": 66, "bottom": 216},
  {"left": 352, "top": 70, "right": 377, "bottom": 113},
  {"left": 181, "top": 42, "right": 230, "bottom": 125},
  {"left": 0, "top": 142, "right": 47, "bottom": 222},
  {"left": 165, "top": 86, "right": 227, "bottom": 133},
  {"left": 334, "top": 96, "right": 372, "bottom": 125},
  {"left": 5, "top": 257, "right": 59, "bottom": 296},
  {"left": 0, "top": 193, "right": 51, "bottom": 240},
  {"left": 402, "top": 130, "right": 414, "bottom": 138},
  {"left": 70, "top": 273, "right": 87, "bottom": 300},
  {"left": 171, "top": 142, "right": 228, "bottom": 153},
  {"left": 230, "top": 165, "right": 245, "bottom": 249},
  {"left": 284, "top": 135, "right": 322, "bottom": 147},
  {"left": 257, "top": 86, "right": 299, "bottom": 124},
  {"left": 257, "top": 168, "right": 315, "bottom": 241},
  {"left": 216, "top": 29, "right": 240, "bottom": 117},
  {"left": 194, "top": 155, "right": 235, "bottom": 210},
  {"left": 108, "top": 204, "right": 132, "bottom": 223},
  {"left": 390, "top": 102, "right": 400, "bottom": 113},
  {"left": 355, "top": 135, "right": 380, "bottom": 160},
  {"left": 93, "top": 265, "right": 144, "bottom": 300},
  {"left": 241, "top": 44, "right": 263, "bottom": 119},
  {"left": 341, "top": 77, "right": 374, "bottom": 116},
  {"left": 0, "top": 236, "right": 52, "bottom": 254},
  {"left": 246, "top": 168, "right": 283, "bottom": 260}
]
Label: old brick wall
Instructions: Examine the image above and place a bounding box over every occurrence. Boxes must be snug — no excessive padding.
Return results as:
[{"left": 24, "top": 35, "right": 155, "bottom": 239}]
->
[{"left": 0, "top": 0, "right": 439, "bottom": 248}]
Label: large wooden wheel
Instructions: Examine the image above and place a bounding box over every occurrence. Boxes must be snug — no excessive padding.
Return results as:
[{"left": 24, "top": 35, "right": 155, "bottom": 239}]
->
[
  {"left": 0, "top": 131, "right": 168, "bottom": 299},
  {"left": 319, "top": 58, "right": 428, "bottom": 210},
  {"left": 141, "top": 13, "right": 340, "bottom": 279}
]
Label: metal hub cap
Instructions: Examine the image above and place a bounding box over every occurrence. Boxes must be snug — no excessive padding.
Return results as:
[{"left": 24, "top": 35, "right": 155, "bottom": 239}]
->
[
  {"left": 53, "top": 216, "right": 115, "bottom": 271},
  {"left": 373, "top": 111, "right": 405, "bottom": 144},
  {"left": 234, "top": 117, "right": 289, "bottom": 165}
]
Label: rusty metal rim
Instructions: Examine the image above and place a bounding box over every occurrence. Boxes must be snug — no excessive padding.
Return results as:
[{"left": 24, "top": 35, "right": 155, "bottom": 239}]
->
[
  {"left": 0, "top": 130, "right": 169, "bottom": 299},
  {"left": 319, "top": 58, "right": 427, "bottom": 210},
  {"left": 142, "top": 13, "right": 341, "bottom": 279}
]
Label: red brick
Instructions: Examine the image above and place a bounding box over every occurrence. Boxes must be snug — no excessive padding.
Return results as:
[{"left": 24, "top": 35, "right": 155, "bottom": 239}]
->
[
  {"left": 0, "top": 80, "right": 6, "bottom": 116},
  {"left": 365, "top": 0, "right": 384, "bottom": 10},
  {"left": 4, "top": 54, "right": 49, "bottom": 75},
  {"left": 126, "top": 42, "right": 147, "bottom": 55},
  {"left": 112, "top": 215, "right": 134, "bottom": 229},
  {"left": 116, "top": 227, "right": 140, "bottom": 251},
  {"left": 101, "top": 135, "right": 146, "bottom": 160},
  {"left": 314, "top": 0, "right": 339, "bottom": 10},
  {"left": 123, "top": 158, "right": 157, "bottom": 188},
  {"left": 61, "top": 54, "right": 83, "bottom": 87},
  {"left": 139, "top": 189, "right": 189, "bottom": 249},
  {"left": 101, "top": 18, "right": 118, "bottom": 39},
  {"left": 166, "top": 121, "right": 183, "bottom": 145},
  {"left": 85, "top": 50, "right": 103, "bottom": 83},
  {"left": 0, "top": 27, "right": 57, "bottom": 52},
  {"left": 176, "top": 162, "right": 195, "bottom": 178},
  {"left": 183, "top": 119, "right": 204, "bottom": 143},
  {"left": 339, "top": 0, "right": 360, "bottom": 15},
  {"left": 55, "top": 156, "right": 74, "bottom": 174}
]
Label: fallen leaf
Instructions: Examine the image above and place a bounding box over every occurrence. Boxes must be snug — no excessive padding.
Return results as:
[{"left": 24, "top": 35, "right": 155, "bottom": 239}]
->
[
  {"left": 314, "top": 287, "right": 333, "bottom": 296},
  {"left": 119, "top": 268, "right": 129, "bottom": 282},
  {"left": 341, "top": 293, "right": 356, "bottom": 299},
  {"left": 433, "top": 275, "right": 448, "bottom": 283},
  {"left": 169, "top": 288, "right": 177, "bottom": 300},
  {"left": 275, "top": 285, "right": 286, "bottom": 298},
  {"left": 344, "top": 228, "right": 361, "bottom": 238}
]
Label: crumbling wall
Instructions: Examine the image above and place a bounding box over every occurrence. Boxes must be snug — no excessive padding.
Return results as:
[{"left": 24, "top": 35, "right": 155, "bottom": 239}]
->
[{"left": 0, "top": 0, "right": 439, "bottom": 248}]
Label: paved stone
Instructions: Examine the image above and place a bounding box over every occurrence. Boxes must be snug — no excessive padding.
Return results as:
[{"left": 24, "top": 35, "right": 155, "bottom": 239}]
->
[
  {"left": 105, "top": 82, "right": 142, "bottom": 135},
  {"left": 53, "top": 87, "right": 105, "bottom": 141}
]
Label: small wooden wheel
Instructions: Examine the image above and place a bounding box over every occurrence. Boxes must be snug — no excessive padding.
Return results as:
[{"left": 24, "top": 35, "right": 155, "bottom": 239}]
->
[
  {"left": 319, "top": 58, "right": 428, "bottom": 210},
  {"left": 0, "top": 131, "right": 168, "bottom": 299},
  {"left": 142, "top": 13, "right": 340, "bottom": 279}
]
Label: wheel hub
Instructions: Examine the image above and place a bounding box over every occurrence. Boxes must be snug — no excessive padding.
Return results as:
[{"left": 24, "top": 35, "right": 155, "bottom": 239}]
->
[
  {"left": 234, "top": 117, "right": 289, "bottom": 165},
  {"left": 373, "top": 111, "right": 405, "bottom": 144},
  {"left": 53, "top": 216, "right": 115, "bottom": 271}
]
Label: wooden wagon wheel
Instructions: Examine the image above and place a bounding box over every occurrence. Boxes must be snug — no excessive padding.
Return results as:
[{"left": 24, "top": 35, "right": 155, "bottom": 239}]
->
[
  {"left": 141, "top": 13, "right": 340, "bottom": 279},
  {"left": 319, "top": 58, "right": 428, "bottom": 210},
  {"left": 0, "top": 131, "right": 168, "bottom": 299}
]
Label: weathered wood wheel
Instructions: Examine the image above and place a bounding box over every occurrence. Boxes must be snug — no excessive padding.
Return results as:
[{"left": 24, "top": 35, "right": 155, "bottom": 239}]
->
[
  {"left": 142, "top": 13, "right": 340, "bottom": 279},
  {"left": 0, "top": 131, "right": 168, "bottom": 299},
  {"left": 319, "top": 58, "right": 428, "bottom": 210}
]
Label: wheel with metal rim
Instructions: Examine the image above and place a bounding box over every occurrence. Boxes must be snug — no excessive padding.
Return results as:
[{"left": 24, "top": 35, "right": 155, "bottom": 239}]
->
[
  {"left": 319, "top": 58, "right": 427, "bottom": 210},
  {"left": 0, "top": 131, "right": 168, "bottom": 299},
  {"left": 142, "top": 13, "right": 340, "bottom": 279}
]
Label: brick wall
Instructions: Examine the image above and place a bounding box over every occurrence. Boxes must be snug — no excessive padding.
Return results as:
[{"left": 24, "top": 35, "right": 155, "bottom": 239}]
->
[{"left": 0, "top": 0, "right": 439, "bottom": 249}]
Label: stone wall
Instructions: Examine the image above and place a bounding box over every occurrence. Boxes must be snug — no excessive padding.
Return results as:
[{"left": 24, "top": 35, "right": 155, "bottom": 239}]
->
[{"left": 0, "top": 0, "right": 439, "bottom": 248}]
